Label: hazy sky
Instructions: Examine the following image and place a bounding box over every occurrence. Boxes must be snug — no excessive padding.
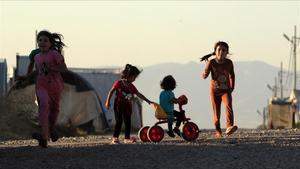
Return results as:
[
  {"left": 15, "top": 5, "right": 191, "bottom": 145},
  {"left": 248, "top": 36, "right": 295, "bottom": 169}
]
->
[{"left": 0, "top": 1, "right": 299, "bottom": 69}]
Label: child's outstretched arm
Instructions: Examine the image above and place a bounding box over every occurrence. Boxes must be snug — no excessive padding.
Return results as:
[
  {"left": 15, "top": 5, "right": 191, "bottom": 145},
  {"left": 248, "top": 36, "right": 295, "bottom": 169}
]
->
[
  {"left": 202, "top": 60, "right": 212, "bottom": 79},
  {"left": 27, "top": 60, "right": 35, "bottom": 75},
  {"left": 105, "top": 87, "right": 116, "bottom": 109},
  {"left": 229, "top": 61, "right": 235, "bottom": 92},
  {"left": 136, "top": 92, "right": 153, "bottom": 105},
  {"left": 171, "top": 98, "right": 179, "bottom": 104},
  {"left": 14, "top": 70, "right": 38, "bottom": 89},
  {"left": 16, "top": 69, "right": 37, "bottom": 81}
]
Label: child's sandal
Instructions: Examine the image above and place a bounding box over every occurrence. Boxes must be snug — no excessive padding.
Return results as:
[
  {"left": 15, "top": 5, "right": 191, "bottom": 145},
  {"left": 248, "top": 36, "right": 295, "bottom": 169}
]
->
[
  {"left": 32, "top": 133, "right": 48, "bottom": 148},
  {"left": 111, "top": 137, "right": 120, "bottom": 144},
  {"left": 124, "top": 137, "right": 137, "bottom": 144}
]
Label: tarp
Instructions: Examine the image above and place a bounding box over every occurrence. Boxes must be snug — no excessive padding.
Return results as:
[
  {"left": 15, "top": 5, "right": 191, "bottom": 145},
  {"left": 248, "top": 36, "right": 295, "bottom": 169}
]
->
[
  {"left": 8, "top": 70, "right": 108, "bottom": 133},
  {"left": 70, "top": 68, "right": 143, "bottom": 129},
  {"left": 268, "top": 98, "right": 295, "bottom": 129},
  {"left": 8, "top": 69, "right": 143, "bottom": 135}
]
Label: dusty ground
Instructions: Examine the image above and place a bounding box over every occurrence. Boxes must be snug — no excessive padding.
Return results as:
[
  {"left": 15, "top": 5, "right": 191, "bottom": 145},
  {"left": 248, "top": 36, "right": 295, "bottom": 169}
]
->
[
  {"left": 1, "top": 96, "right": 300, "bottom": 169},
  {"left": 1, "top": 129, "right": 300, "bottom": 169}
]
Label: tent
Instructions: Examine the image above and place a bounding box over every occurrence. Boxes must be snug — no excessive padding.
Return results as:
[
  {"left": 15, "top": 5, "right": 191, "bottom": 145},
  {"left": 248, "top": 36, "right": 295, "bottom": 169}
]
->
[
  {"left": 268, "top": 97, "right": 296, "bottom": 129},
  {"left": 8, "top": 70, "right": 143, "bottom": 135},
  {"left": 69, "top": 68, "right": 143, "bottom": 129},
  {"left": 8, "top": 71, "right": 108, "bottom": 133}
]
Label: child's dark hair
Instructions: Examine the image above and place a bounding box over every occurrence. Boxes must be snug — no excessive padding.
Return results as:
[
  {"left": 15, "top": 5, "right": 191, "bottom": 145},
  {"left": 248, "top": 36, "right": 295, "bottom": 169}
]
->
[
  {"left": 160, "top": 75, "right": 176, "bottom": 90},
  {"left": 200, "top": 41, "right": 229, "bottom": 62},
  {"left": 121, "top": 64, "right": 141, "bottom": 79},
  {"left": 37, "top": 30, "right": 66, "bottom": 54}
]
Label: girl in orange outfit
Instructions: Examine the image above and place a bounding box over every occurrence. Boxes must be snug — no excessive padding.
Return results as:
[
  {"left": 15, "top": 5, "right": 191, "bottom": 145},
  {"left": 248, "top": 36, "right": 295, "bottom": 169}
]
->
[{"left": 201, "top": 41, "right": 238, "bottom": 138}]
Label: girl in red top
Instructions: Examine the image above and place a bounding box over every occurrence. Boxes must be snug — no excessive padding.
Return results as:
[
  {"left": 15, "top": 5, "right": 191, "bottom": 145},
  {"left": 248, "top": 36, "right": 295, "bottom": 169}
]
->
[
  {"left": 25, "top": 30, "right": 68, "bottom": 148},
  {"left": 201, "top": 41, "right": 238, "bottom": 138},
  {"left": 105, "top": 64, "right": 153, "bottom": 144}
]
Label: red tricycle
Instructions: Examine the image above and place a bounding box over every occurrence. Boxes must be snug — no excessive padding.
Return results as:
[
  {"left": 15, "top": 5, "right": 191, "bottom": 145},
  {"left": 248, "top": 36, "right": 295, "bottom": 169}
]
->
[{"left": 138, "top": 95, "right": 200, "bottom": 143}]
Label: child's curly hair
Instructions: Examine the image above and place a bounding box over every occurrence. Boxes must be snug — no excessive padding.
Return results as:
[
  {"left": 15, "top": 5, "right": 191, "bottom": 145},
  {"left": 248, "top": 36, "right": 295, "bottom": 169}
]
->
[
  {"left": 121, "top": 64, "right": 141, "bottom": 79},
  {"left": 160, "top": 75, "right": 176, "bottom": 90}
]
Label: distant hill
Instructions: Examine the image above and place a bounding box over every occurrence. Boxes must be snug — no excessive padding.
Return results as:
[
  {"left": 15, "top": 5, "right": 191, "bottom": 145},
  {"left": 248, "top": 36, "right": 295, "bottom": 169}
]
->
[{"left": 135, "top": 61, "right": 279, "bottom": 129}]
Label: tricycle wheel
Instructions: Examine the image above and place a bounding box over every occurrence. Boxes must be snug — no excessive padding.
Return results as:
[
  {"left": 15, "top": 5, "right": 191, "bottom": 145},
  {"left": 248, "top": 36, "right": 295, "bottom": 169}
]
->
[
  {"left": 138, "top": 126, "right": 150, "bottom": 142},
  {"left": 147, "top": 125, "right": 164, "bottom": 143},
  {"left": 182, "top": 122, "right": 200, "bottom": 141}
]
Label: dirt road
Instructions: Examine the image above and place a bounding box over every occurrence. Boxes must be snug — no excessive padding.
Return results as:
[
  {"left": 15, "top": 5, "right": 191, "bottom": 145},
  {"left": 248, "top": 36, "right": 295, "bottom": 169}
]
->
[{"left": 1, "top": 129, "right": 300, "bottom": 169}]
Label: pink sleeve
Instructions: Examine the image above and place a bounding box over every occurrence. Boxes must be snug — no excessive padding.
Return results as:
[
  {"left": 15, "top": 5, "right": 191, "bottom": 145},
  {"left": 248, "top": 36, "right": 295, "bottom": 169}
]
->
[{"left": 52, "top": 50, "right": 65, "bottom": 65}]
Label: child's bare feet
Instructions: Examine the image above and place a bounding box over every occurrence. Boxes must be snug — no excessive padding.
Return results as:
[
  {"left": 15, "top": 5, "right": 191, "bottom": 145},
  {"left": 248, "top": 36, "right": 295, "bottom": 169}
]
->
[
  {"left": 215, "top": 131, "right": 222, "bottom": 138},
  {"left": 214, "top": 128, "right": 222, "bottom": 138}
]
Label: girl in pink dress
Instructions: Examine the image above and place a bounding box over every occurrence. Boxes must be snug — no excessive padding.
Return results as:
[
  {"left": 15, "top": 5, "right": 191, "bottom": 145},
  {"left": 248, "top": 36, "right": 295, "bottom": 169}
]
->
[{"left": 30, "top": 30, "right": 67, "bottom": 148}]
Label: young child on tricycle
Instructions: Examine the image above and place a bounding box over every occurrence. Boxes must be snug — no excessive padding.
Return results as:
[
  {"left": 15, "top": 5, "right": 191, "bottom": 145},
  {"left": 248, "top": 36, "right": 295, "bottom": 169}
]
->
[{"left": 138, "top": 75, "right": 199, "bottom": 143}]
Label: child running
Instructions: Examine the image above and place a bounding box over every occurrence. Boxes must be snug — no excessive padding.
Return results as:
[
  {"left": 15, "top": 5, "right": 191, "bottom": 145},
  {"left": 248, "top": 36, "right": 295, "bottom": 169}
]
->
[
  {"left": 105, "top": 64, "right": 153, "bottom": 144},
  {"left": 28, "top": 30, "right": 67, "bottom": 148},
  {"left": 159, "top": 75, "right": 185, "bottom": 137},
  {"left": 201, "top": 41, "right": 238, "bottom": 138}
]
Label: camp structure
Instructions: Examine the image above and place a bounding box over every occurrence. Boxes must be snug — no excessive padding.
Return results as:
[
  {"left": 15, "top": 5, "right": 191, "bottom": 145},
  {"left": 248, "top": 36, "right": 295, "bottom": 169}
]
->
[
  {"left": 69, "top": 68, "right": 143, "bottom": 129},
  {"left": 0, "top": 58, "right": 7, "bottom": 97},
  {"left": 8, "top": 70, "right": 109, "bottom": 133},
  {"left": 268, "top": 96, "right": 296, "bottom": 129},
  {"left": 8, "top": 68, "right": 143, "bottom": 135},
  {"left": 4, "top": 54, "right": 143, "bottom": 137},
  {"left": 266, "top": 26, "right": 300, "bottom": 129}
]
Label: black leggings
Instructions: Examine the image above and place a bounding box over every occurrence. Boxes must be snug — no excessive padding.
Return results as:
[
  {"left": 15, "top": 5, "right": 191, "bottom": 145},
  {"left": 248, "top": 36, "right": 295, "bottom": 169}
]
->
[
  {"left": 168, "top": 110, "right": 185, "bottom": 131},
  {"left": 113, "top": 107, "right": 131, "bottom": 139}
]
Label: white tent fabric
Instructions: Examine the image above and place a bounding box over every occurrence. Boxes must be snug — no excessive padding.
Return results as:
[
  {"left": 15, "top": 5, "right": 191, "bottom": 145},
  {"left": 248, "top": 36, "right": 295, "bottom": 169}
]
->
[
  {"left": 8, "top": 70, "right": 143, "bottom": 134},
  {"left": 131, "top": 98, "right": 143, "bottom": 128},
  {"left": 8, "top": 71, "right": 109, "bottom": 133},
  {"left": 71, "top": 68, "right": 143, "bottom": 129},
  {"left": 268, "top": 104, "right": 294, "bottom": 129},
  {"left": 268, "top": 97, "right": 296, "bottom": 129},
  {"left": 58, "top": 84, "right": 102, "bottom": 127},
  {"left": 8, "top": 83, "right": 106, "bottom": 131}
]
